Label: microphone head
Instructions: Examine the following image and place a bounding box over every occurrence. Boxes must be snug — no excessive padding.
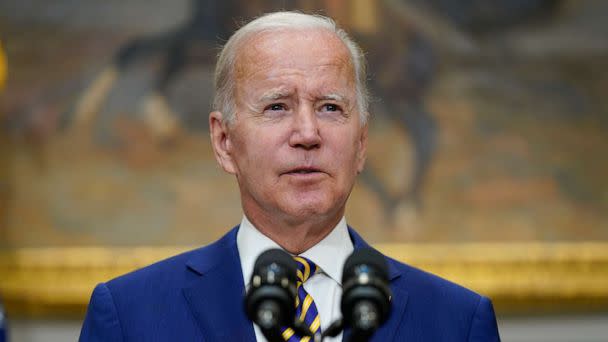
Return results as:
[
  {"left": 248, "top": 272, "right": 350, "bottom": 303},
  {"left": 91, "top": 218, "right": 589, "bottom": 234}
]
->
[
  {"left": 341, "top": 248, "right": 391, "bottom": 334},
  {"left": 342, "top": 248, "right": 389, "bottom": 284},
  {"left": 253, "top": 248, "right": 298, "bottom": 278},
  {"left": 245, "top": 248, "right": 298, "bottom": 329}
]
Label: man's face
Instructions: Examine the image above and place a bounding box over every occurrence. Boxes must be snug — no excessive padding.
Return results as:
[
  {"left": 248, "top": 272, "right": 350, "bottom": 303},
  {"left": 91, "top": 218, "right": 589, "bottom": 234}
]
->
[{"left": 211, "top": 28, "right": 367, "bottom": 227}]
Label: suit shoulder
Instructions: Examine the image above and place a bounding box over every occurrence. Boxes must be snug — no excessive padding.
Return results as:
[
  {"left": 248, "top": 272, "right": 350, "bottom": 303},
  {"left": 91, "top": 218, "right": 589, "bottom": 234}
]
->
[
  {"left": 106, "top": 246, "right": 203, "bottom": 292},
  {"left": 385, "top": 257, "right": 500, "bottom": 340},
  {"left": 387, "top": 256, "right": 483, "bottom": 306},
  {"left": 106, "top": 227, "right": 238, "bottom": 292}
]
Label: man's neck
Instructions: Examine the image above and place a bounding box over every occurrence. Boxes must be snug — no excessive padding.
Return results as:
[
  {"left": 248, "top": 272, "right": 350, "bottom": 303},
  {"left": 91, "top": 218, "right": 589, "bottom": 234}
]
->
[{"left": 244, "top": 210, "right": 344, "bottom": 254}]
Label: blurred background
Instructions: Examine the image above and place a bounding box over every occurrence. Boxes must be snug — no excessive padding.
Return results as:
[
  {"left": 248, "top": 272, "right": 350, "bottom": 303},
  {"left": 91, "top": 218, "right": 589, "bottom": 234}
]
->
[{"left": 0, "top": 0, "right": 607, "bottom": 341}]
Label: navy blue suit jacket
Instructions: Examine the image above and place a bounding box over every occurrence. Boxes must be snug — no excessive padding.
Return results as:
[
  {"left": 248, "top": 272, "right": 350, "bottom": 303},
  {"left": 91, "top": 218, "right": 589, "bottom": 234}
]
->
[{"left": 80, "top": 227, "right": 500, "bottom": 341}]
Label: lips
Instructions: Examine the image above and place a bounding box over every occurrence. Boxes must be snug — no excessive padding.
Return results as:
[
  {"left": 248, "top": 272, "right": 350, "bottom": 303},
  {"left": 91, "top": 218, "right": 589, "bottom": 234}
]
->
[{"left": 282, "top": 166, "right": 325, "bottom": 175}]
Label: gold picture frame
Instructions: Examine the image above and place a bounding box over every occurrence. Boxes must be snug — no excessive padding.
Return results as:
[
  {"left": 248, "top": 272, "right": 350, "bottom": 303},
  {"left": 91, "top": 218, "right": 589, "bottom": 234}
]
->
[{"left": 2, "top": 242, "right": 607, "bottom": 318}]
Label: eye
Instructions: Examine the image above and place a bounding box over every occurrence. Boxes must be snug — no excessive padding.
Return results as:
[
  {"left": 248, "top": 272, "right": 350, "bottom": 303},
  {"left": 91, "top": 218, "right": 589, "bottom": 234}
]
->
[
  {"left": 323, "top": 104, "right": 339, "bottom": 112},
  {"left": 265, "top": 103, "right": 286, "bottom": 111},
  {"left": 320, "top": 103, "right": 343, "bottom": 114}
]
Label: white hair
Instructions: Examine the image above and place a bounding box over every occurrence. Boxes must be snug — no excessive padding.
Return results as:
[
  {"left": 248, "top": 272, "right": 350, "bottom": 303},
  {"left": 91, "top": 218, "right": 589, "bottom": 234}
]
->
[{"left": 213, "top": 11, "right": 369, "bottom": 124}]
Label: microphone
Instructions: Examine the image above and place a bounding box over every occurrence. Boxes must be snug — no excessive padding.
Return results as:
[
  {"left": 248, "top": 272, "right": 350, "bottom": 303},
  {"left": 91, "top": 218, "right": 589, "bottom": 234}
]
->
[
  {"left": 244, "top": 249, "right": 298, "bottom": 341},
  {"left": 341, "top": 248, "right": 391, "bottom": 341}
]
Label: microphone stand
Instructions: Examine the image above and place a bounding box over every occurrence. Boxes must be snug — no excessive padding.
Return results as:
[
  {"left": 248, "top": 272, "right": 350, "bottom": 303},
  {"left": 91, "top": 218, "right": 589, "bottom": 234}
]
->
[
  {"left": 259, "top": 315, "right": 380, "bottom": 342},
  {"left": 344, "top": 328, "right": 374, "bottom": 342},
  {"left": 260, "top": 327, "right": 285, "bottom": 342},
  {"left": 259, "top": 318, "right": 320, "bottom": 342},
  {"left": 321, "top": 318, "right": 344, "bottom": 341}
]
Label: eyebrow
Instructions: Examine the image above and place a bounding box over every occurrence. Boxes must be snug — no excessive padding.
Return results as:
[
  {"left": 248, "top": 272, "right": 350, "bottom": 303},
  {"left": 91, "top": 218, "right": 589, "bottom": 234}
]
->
[
  {"left": 321, "top": 93, "right": 347, "bottom": 102},
  {"left": 259, "top": 90, "right": 292, "bottom": 102},
  {"left": 258, "top": 91, "right": 350, "bottom": 105}
]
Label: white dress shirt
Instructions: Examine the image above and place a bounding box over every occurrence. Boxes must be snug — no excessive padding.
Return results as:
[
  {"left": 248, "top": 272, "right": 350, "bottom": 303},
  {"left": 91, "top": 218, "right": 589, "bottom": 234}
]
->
[{"left": 237, "top": 215, "right": 354, "bottom": 342}]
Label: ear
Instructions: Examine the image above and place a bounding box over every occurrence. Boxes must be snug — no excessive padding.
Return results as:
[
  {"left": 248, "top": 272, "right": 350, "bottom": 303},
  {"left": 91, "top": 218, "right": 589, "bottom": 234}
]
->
[
  {"left": 209, "top": 111, "right": 237, "bottom": 174},
  {"left": 356, "top": 122, "right": 368, "bottom": 173}
]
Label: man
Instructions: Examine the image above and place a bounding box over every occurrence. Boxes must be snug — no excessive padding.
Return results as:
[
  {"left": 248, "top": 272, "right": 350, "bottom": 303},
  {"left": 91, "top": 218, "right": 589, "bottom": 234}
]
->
[{"left": 80, "top": 12, "right": 500, "bottom": 341}]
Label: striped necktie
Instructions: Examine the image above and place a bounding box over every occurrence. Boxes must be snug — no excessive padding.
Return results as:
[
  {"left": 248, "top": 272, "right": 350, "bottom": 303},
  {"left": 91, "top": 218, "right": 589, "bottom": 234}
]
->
[{"left": 281, "top": 256, "right": 322, "bottom": 341}]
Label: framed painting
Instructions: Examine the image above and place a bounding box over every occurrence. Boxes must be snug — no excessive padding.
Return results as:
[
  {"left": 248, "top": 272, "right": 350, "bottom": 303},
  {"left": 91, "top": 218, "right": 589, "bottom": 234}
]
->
[{"left": 1, "top": 0, "right": 607, "bottom": 317}]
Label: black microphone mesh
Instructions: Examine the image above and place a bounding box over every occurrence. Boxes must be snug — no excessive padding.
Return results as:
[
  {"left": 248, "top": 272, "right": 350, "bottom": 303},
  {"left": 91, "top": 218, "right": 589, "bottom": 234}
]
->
[
  {"left": 342, "top": 248, "right": 389, "bottom": 283},
  {"left": 253, "top": 248, "right": 298, "bottom": 275}
]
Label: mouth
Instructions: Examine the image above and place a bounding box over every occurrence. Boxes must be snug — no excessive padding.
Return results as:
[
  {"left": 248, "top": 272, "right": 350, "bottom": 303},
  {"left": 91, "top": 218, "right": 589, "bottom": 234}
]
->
[{"left": 283, "top": 167, "right": 324, "bottom": 175}]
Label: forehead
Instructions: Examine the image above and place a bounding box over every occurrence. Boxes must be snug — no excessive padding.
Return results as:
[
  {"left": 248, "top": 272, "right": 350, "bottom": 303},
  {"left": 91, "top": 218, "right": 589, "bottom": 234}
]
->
[{"left": 234, "top": 28, "right": 355, "bottom": 84}]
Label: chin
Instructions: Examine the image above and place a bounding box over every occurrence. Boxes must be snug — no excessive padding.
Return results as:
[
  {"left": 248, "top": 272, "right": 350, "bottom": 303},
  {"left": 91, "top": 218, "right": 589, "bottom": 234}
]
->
[{"left": 280, "top": 196, "right": 343, "bottom": 223}]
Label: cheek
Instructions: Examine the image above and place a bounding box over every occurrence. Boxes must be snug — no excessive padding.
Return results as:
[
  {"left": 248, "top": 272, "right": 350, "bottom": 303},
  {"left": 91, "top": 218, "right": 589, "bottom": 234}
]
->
[
  {"left": 229, "top": 132, "right": 254, "bottom": 171},
  {"left": 232, "top": 130, "right": 276, "bottom": 173},
  {"left": 327, "top": 136, "right": 361, "bottom": 175}
]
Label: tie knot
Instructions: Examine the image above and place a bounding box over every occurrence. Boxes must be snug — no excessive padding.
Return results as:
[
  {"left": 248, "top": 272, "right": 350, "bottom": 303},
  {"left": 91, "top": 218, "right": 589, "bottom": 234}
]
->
[{"left": 293, "top": 256, "right": 317, "bottom": 283}]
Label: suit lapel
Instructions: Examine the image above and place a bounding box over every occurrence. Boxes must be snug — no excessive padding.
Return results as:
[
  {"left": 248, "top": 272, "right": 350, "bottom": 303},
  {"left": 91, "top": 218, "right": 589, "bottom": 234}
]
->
[
  {"left": 182, "top": 227, "right": 257, "bottom": 341},
  {"left": 180, "top": 226, "right": 408, "bottom": 341},
  {"left": 346, "top": 227, "right": 410, "bottom": 342}
]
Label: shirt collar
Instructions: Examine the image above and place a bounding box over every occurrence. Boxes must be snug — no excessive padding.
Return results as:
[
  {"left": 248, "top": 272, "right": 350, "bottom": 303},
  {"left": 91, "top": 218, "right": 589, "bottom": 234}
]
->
[{"left": 237, "top": 216, "right": 354, "bottom": 286}]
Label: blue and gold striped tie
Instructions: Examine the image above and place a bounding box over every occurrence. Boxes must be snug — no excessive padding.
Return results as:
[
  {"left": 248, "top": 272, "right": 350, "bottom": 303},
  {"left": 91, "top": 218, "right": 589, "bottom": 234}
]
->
[{"left": 281, "top": 256, "right": 322, "bottom": 341}]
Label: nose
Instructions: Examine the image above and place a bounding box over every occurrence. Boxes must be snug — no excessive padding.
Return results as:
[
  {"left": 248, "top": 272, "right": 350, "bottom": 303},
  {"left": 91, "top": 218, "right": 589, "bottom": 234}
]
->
[{"left": 289, "top": 105, "right": 321, "bottom": 150}]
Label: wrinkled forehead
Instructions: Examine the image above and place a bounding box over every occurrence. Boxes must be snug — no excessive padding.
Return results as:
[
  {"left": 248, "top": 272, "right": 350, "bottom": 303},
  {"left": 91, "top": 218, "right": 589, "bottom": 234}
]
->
[{"left": 234, "top": 28, "right": 355, "bottom": 82}]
